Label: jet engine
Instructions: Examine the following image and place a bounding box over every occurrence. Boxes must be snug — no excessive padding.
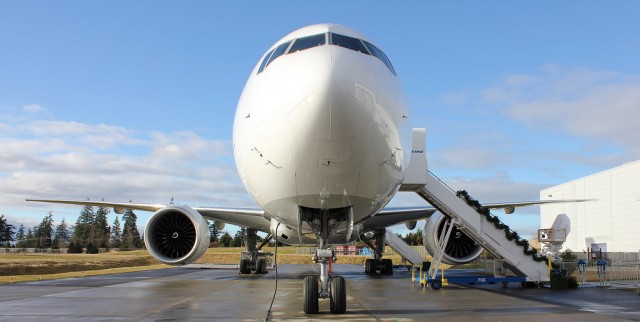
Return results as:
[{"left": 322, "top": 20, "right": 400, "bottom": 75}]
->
[
  {"left": 144, "top": 205, "right": 210, "bottom": 265},
  {"left": 422, "top": 212, "right": 484, "bottom": 265}
]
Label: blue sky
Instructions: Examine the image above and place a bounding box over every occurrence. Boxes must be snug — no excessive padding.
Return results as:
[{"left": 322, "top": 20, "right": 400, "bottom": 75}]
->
[{"left": 1, "top": 1, "right": 639, "bottom": 239}]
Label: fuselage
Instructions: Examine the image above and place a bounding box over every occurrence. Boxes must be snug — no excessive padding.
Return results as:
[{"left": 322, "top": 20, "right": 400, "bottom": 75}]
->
[{"left": 233, "top": 24, "right": 410, "bottom": 244}]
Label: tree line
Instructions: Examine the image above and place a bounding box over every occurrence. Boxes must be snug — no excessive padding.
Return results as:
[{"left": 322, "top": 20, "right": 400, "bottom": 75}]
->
[
  {"left": 0, "top": 206, "right": 142, "bottom": 253},
  {"left": 209, "top": 226, "right": 253, "bottom": 248},
  {"left": 2, "top": 210, "right": 269, "bottom": 251},
  {"left": 397, "top": 229, "right": 423, "bottom": 246},
  {"left": 3, "top": 211, "right": 425, "bottom": 250}
]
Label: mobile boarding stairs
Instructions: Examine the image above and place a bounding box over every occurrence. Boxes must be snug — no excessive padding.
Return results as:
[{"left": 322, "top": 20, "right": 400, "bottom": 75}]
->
[{"left": 391, "top": 128, "right": 550, "bottom": 285}]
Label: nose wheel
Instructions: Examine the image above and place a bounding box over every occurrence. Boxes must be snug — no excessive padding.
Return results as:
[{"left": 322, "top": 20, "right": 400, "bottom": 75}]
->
[
  {"left": 303, "top": 273, "right": 347, "bottom": 314},
  {"left": 329, "top": 276, "right": 346, "bottom": 313},
  {"left": 303, "top": 247, "right": 347, "bottom": 314},
  {"left": 303, "top": 276, "right": 319, "bottom": 314}
]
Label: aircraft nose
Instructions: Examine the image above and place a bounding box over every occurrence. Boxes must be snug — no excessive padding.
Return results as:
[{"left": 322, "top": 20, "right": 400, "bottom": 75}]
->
[{"left": 287, "top": 88, "right": 372, "bottom": 141}]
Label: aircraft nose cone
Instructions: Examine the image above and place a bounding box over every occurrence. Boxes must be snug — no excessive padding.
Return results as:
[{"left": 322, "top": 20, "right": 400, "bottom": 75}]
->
[{"left": 287, "top": 89, "right": 372, "bottom": 141}]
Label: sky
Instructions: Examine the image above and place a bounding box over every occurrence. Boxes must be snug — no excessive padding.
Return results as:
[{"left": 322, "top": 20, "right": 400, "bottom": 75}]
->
[{"left": 1, "top": 1, "right": 639, "bottom": 240}]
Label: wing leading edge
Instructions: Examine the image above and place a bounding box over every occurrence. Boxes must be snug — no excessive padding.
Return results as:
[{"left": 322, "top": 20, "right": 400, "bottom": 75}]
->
[{"left": 26, "top": 199, "right": 271, "bottom": 232}]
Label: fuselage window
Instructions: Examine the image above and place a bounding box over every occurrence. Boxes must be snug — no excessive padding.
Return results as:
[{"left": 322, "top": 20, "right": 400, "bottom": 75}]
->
[
  {"left": 288, "top": 34, "right": 327, "bottom": 54},
  {"left": 266, "top": 41, "right": 292, "bottom": 68},
  {"left": 363, "top": 41, "right": 396, "bottom": 76},
  {"left": 330, "top": 33, "right": 370, "bottom": 55},
  {"left": 257, "top": 48, "right": 275, "bottom": 74}
]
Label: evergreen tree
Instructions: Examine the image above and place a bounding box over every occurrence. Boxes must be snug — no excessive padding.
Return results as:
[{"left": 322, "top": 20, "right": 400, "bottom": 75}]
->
[
  {"left": 0, "top": 214, "right": 15, "bottom": 247},
  {"left": 111, "top": 216, "right": 122, "bottom": 249},
  {"left": 93, "top": 206, "right": 111, "bottom": 249},
  {"left": 25, "top": 229, "right": 35, "bottom": 248},
  {"left": 219, "top": 232, "right": 232, "bottom": 247},
  {"left": 234, "top": 228, "right": 246, "bottom": 248},
  {"left": 208, "top": 221, "right": 220, "bottom": 243},
  {"left": 85, "top": 241, "right": 99, "bottom": 254},
  {"left": 414, "top": 229, "right": 424, "bottom": 245},
  {"left": 34, "top": 212, "right": 54, "bottom": 248},
  {"left": 67, "top": 241, "right": 83, "bottom": 254},
  {"left": 52, "top": 218, "right": 70, "bottom": 249},
  {"left": 121, "top": 209, "right": 141, "bottom": 250},
  {"left": 401, "top": 229, "right": 424, "bottom": 246},
  {"left": 73, "top": 205, "right": 95, "bottom": 248},
  {"left": 15, "top": 224, "right": 25, "bottom": 247}
]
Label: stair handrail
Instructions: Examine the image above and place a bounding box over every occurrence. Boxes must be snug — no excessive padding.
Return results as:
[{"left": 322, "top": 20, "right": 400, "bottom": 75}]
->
[{"left": 427, "top": 170, "right": 457, "bottom": 194}]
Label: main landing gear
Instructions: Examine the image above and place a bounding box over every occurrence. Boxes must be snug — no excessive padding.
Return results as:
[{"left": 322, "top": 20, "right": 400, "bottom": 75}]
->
[
  {"left": 361, "top": 229, "right": 393, "bottom": 275},
  {"left": 239, "top": 228, "right": 271, "bottom": 275}
]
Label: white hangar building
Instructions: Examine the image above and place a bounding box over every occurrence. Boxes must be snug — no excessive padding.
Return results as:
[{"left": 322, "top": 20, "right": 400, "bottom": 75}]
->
[{"left": 540, "top": 160, "right": 640, "bottom": 253}]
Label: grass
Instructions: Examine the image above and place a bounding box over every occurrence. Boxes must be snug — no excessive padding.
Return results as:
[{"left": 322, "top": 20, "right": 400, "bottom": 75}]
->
[
  {"left": 0, "top": 250, "right": 156, "bottom": 276},
  {"left": 0, "top": 264, "right": 170, "bottom": 284},
  {"left": 0, "top": 247, "right": 422, "bottom": 284}
]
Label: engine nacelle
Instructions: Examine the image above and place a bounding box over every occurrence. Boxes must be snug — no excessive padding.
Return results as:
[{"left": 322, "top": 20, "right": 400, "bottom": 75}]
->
[
  {"left": 144, "top": 205, "right": 210, "bottom": 265},
  {"left": 422, "top": 212, "right": 484, "bottom": 265}
]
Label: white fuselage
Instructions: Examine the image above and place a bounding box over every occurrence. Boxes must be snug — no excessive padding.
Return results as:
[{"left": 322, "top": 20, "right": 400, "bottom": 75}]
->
[{"left": 233, "top": 24, "right": 410, "bottom": 244}]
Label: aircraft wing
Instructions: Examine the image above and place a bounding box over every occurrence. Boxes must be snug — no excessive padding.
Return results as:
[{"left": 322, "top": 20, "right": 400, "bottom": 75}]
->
[
  {"left": 364, "top": 198, "right": 594, "bottom": 230},
  {"left": 482, "top": 199, "right": 594, "bottom": 214},
  {"left": 26, "top": 199, "right": 271, "bottom": 232},
  {"left": 192, "top": 206, "right": 270, "bottom": 231},
  {"left": 26, "top": 199, "right": 166, "bottom": 212},
  {"left": 363, "top": 207, "right": 438, "bottom": 230}
]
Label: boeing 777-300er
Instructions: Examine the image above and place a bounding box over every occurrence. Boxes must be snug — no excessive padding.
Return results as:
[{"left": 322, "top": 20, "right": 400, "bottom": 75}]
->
[{"left": 28, "top": 24, "right": 567, "bottom": 314}]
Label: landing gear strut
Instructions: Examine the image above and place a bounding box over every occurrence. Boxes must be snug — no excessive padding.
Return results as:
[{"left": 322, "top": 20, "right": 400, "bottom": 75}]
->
[
  {"left": 301, "top": 209, "right": 348, "bottom": 314},
  {"left": 361, "top": 229, "right": 393, "bottom": 275},
  {"left": 239, "top": 229, "right": 271, "bottom": 275}
]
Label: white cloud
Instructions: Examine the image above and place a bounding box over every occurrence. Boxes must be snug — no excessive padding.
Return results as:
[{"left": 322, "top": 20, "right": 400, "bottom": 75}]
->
[
  {"left": 0, "top": 105, "right": 252, "bottom": 228},
  {"left": 436, "top": 147, "right": 505, "bottom": 170},
  {"left": 485, "top": 66, "right": 640, "bottom": 157},
  {"left": 23, "top": 104, "right": 44, "bottom": 113},
  {"left": 439, "top": 90, "right": 472, "bottom": 106}
]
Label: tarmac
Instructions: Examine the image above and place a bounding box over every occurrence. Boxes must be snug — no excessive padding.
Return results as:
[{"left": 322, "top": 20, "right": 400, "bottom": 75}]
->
[{"left": 0, "top": 264, "right": 637, "bottom": 321}]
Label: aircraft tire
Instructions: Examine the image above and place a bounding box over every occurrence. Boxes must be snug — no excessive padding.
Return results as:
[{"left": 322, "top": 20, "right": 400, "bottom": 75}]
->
[
  {"left": 255, "top": 258, "right": 264, "bottom": 274},
  {"left": 329, "top": 276, "right": 347, "bottom": 314},
  {"left": 303, "top": 275, "right": 319, "bottom": 314},
  {"left": 382, "top": 259, "right": 393, "bottom": 275},
  {"left": 364, "top": 259, "right": 376, "bottom": 274},
  {"left": 239, "top": 259, "right": 251, "bottom": 274}
]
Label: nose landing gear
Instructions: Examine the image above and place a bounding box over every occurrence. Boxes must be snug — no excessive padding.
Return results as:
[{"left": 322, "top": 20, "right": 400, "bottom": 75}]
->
[
  {"left": 300, "top": 207, "right": 349, "bottom": 314},
  {"left": 303, "top": 246, "right": 347, "bottom": 314}
]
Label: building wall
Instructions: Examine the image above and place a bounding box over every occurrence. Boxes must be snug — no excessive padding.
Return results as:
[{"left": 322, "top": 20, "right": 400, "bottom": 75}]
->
[{"left": 540, "top": 160, "right": 640, "bottom": 253}]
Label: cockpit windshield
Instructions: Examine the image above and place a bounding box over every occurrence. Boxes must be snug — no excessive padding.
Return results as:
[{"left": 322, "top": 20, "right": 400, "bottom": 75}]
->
[
  {"left": 289, "top": 34, "right": 327, "bottom": 54},
  {"left": 257, "top": 32, "right": 396, "bottom": 76},
  {"left": 330, "top": 33, "right": 369, "bottom": 55}
]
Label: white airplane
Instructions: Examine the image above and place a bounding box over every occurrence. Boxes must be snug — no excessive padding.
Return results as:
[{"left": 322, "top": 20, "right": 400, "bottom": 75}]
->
[{"left": 28, "top": 24, "right": 565, "bottom": 314}]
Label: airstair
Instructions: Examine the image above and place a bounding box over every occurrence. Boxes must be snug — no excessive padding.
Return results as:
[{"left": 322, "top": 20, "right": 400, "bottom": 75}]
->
[
  {"left": 401, "top": 129, "right": 550, "bottom": 282},
  {"left": 384, "top": 230, "right": 425, "bottom": 266}
]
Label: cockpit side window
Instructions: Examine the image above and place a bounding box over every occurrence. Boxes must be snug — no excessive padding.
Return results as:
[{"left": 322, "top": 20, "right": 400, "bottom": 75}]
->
[
  {"left": 266, "top": 41, "right": 292, "bottom": 68},
  {"left": 288, "top": 34, "right": 327, "bottom": 54},
  {"left": 257, "top": 48, "right": 275, "bottom": 74},
  {"left": 363, "top": 41, "right": 396, "bottom": 76},
  {"left": 330, "top": 33, "right": 369, "bottom": 55}
]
